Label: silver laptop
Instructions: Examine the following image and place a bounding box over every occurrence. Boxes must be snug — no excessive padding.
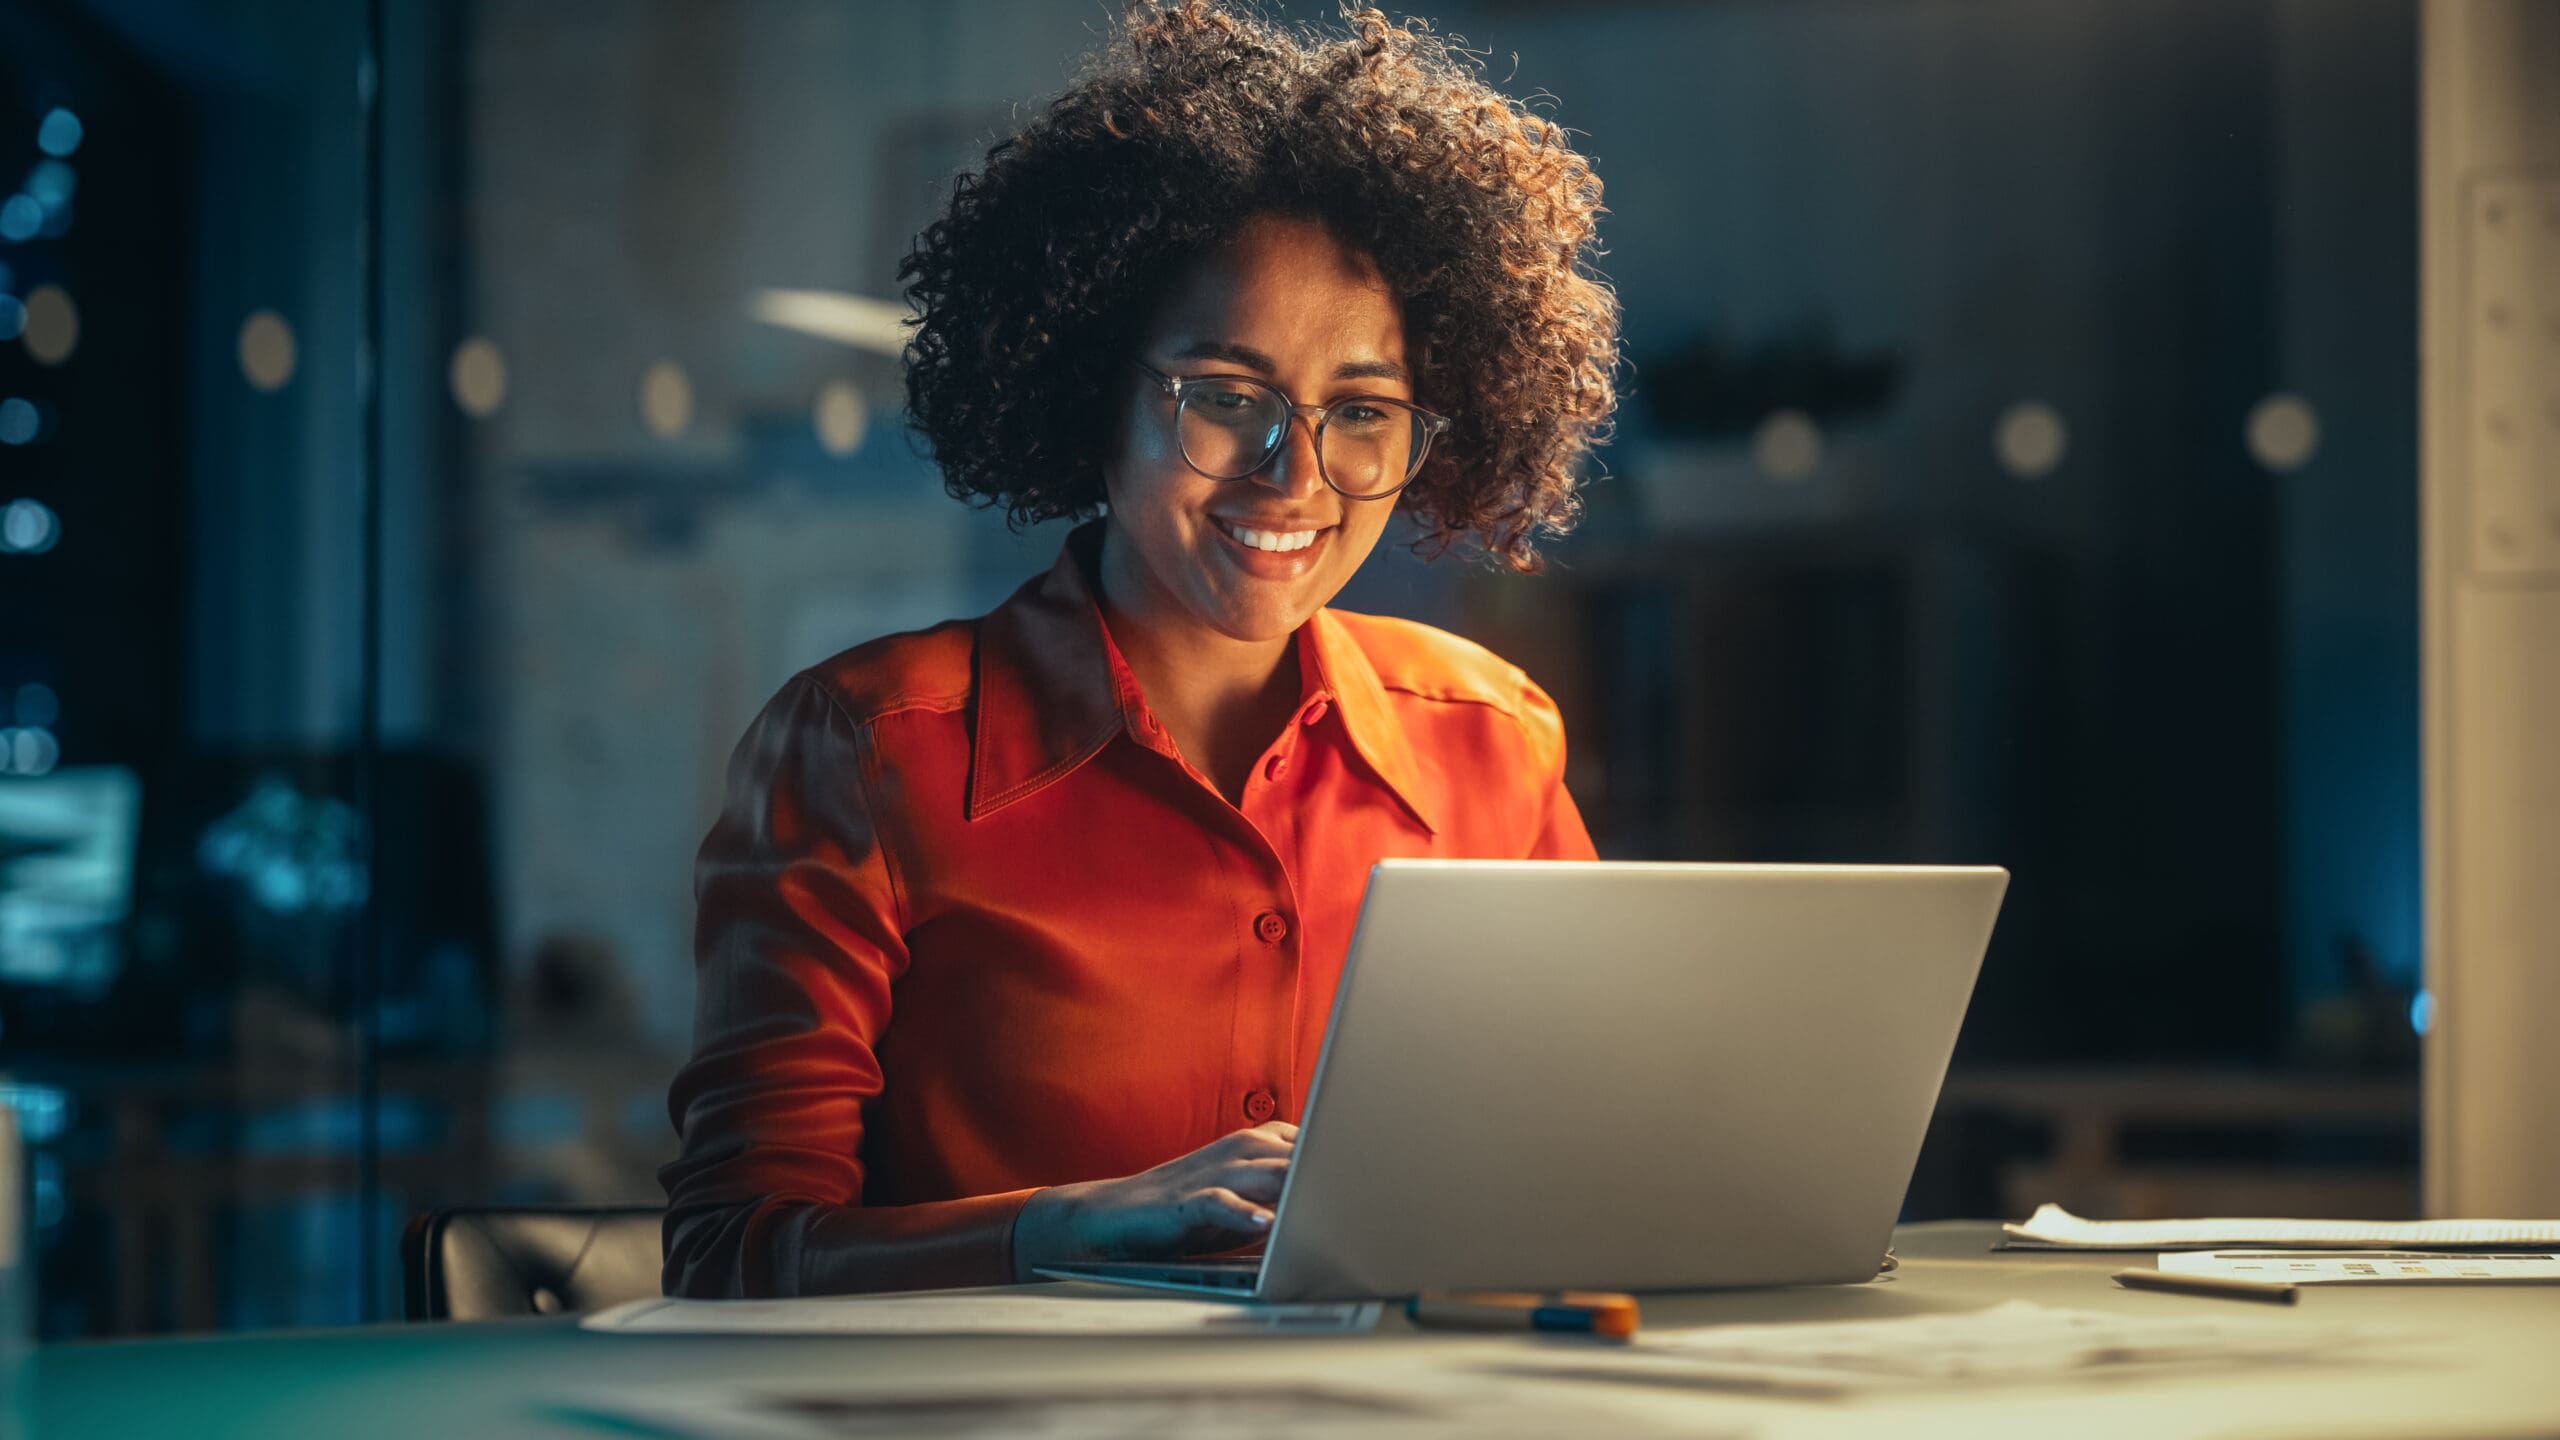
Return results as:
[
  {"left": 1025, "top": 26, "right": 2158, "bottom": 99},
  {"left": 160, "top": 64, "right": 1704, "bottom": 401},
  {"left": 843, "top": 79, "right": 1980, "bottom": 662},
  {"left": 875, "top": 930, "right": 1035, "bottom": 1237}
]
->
[{"left": 1038, "top": 859, "right": 2008, "bottom": 1301}]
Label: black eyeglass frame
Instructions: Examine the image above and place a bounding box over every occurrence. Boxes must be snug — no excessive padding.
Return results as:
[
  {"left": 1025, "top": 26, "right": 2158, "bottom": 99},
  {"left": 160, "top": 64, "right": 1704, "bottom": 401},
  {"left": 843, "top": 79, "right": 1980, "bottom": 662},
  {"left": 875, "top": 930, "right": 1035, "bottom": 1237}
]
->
[{"left": 1132, "top": 360, "right": 1453, "bottom": 501}]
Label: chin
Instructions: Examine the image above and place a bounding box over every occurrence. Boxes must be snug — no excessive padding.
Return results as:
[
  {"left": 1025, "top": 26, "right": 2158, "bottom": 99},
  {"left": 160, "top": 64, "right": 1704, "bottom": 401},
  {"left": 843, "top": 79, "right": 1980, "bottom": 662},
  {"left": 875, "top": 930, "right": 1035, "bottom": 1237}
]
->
[{"left": 1203, "top": 599, "right": 1313, "bottom": 645}]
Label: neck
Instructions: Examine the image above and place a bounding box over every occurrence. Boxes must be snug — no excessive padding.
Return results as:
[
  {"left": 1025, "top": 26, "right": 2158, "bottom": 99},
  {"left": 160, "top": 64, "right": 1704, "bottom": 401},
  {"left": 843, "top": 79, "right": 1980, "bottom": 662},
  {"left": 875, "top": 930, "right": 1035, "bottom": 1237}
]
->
[{"left": 1094, "top": 523, "right": 1302, "bottom": 756}]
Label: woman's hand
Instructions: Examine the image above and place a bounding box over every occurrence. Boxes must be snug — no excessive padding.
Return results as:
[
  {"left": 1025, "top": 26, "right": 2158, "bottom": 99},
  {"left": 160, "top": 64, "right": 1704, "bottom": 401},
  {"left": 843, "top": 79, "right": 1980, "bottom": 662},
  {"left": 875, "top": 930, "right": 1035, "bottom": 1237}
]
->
[{"left": 1010, "top": 1122, "right": 1297, "bottom": 1280}]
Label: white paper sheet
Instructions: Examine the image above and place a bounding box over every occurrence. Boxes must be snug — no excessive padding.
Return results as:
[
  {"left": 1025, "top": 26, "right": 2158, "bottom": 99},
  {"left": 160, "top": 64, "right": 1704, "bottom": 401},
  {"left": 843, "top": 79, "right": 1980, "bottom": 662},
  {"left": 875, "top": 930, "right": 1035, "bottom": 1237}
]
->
[
  {"left": 580, "top": 1292, "right": 1381, "bottom": 1336},
  {"left": 2002, "top": 1203, "right": 2560, "bottom": 1251},
  {"left": 1490, "top": 1300, "right": 2373, "bottom": 1399},
  {"left": 2159, "top": 1250, "right": 2560, "bottom": 1284}
]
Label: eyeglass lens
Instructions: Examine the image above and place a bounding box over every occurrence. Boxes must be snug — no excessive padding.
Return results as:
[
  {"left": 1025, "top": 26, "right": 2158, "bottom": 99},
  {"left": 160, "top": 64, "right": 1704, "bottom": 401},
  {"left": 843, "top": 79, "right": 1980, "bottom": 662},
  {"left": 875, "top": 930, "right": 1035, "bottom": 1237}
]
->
[{"left": 1175, "top": 378, "right": 1425, "bottom": 496}]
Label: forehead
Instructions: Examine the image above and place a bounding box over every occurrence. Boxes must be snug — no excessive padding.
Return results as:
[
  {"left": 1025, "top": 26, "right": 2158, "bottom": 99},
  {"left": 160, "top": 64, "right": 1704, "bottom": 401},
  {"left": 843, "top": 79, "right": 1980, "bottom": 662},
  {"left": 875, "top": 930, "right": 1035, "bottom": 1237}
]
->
[{"left": 1143, "top": 214, "right": 1406, "bottom": 363}]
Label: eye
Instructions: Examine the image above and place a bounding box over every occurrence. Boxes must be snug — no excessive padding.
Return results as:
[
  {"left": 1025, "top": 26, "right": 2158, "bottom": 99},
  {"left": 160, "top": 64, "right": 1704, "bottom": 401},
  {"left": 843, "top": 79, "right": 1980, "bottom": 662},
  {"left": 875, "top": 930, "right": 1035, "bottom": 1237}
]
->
[{"left": 1186, "top": 377, "right": 1270, "bottom": 409}]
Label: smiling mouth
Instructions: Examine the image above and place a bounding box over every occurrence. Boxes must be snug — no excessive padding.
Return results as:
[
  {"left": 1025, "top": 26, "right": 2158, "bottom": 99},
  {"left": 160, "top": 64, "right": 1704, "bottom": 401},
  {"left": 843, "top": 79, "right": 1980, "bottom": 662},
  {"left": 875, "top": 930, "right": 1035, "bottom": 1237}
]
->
[{"left": 1212, "top": 516, "right": 1332, "bottom": 553}]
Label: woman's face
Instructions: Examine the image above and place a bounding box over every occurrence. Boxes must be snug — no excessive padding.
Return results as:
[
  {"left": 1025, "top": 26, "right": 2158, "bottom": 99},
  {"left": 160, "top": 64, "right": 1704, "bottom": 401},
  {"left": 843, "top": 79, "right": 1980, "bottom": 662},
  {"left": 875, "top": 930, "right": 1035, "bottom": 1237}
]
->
[{"left": 1100, "top": 213, "right": 1410, "bottom": 647}]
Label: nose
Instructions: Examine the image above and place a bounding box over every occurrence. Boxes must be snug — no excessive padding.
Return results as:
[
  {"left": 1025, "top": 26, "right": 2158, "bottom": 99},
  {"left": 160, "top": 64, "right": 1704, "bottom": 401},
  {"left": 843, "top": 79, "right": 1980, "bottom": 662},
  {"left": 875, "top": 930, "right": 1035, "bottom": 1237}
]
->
[{"left": 1253, "top": 411, "right": 1328, "bottom": 501}]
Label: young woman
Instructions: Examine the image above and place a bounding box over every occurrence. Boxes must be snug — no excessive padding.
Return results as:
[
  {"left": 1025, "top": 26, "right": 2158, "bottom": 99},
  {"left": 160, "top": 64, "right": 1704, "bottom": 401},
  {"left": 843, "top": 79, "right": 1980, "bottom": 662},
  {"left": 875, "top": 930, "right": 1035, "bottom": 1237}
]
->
[{"left": 661, "top": 0, "right": 1619, "bottom": 1298}]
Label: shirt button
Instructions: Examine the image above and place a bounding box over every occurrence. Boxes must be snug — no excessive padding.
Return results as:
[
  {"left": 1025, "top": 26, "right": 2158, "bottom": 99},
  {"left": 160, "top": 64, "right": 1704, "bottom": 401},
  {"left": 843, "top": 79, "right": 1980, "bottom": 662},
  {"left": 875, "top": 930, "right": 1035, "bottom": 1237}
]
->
[
  {"left": 1300, "top": 698, "right": 1330, "bottom": 727},
  {"left": 1244, "top": 1090, "right": 1278, "bottom": 1123},
  {"left": 1264, "top": 753, "right": 1288, "bottom": 782},
  {"left": 1254, "top": 909, "right": 1289, "bottom": 944}
]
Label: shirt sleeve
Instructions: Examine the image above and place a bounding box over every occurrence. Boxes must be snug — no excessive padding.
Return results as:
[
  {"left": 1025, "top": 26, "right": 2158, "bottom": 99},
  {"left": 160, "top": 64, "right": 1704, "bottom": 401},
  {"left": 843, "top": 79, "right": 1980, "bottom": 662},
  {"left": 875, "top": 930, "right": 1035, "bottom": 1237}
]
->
[
  {"left": 1514, "top": 672, "right": 1600, "bottom": 861},
  {"left": 660, "top": 675, "right": 1036, "bottom": 1297}
]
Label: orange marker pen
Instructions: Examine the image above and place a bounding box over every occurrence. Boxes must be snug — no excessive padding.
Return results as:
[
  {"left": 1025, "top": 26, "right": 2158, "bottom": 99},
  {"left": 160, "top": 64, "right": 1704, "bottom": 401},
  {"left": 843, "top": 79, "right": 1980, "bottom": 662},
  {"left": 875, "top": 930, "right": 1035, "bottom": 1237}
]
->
[{"left": 1405, "top": 1290, "right": 1640, "bottom": 1340}]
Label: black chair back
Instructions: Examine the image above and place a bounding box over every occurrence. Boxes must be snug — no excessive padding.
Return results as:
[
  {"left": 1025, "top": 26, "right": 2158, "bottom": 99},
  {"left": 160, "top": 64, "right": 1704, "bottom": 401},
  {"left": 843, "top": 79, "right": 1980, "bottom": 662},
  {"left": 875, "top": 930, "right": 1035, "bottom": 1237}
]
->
[{"left": 402, "top": 1206, "right": 663, "bottom": 1320}]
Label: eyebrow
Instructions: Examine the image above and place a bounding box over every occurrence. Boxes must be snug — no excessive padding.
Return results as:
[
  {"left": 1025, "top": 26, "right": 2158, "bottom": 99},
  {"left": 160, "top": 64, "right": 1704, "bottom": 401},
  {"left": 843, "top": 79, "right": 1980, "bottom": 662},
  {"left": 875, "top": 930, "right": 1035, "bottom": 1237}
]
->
[{"left": 1164, "top": 339, "right": 1410, "bottom": 386}]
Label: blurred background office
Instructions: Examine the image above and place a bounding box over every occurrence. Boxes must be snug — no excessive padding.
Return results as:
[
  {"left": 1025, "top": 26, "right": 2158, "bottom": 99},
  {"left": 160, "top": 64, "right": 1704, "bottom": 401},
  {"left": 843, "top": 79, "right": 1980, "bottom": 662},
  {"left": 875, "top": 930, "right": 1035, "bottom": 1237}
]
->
[{"left": 0, "top": 0, "right": 2433, "bottom": 1335}]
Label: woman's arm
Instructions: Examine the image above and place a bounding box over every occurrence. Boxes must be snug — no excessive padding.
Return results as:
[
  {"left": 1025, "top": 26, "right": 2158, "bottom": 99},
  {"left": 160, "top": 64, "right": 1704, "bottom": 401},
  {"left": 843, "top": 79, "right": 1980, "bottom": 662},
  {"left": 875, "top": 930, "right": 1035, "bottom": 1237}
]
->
[{"left": 660, "top": 675, "right": 1036, "bottom": 1297}]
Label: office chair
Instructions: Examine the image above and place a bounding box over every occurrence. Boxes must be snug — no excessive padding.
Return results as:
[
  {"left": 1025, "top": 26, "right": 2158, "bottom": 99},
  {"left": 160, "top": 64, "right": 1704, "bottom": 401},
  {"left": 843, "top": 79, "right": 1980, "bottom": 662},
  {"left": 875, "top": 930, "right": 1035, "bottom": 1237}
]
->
[{"left": 402, "top": 1206, "right": 664, "bottom": 1320}]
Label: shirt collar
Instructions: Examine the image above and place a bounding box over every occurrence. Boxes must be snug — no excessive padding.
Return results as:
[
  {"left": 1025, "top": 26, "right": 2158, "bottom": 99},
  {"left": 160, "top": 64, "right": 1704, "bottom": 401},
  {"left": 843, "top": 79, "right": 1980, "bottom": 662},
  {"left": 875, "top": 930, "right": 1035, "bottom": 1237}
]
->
[
  {"left": 1300, "top": 607, "right": 1438, "bottom": 835},
  {"left": 968, "top": 520, "right": 1439, "bottom": 834}
]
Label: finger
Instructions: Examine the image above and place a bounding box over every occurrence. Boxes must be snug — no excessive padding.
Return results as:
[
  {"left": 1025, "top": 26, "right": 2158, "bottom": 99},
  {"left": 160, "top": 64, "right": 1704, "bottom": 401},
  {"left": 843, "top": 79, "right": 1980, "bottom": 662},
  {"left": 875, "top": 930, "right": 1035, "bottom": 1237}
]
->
[
  {"left": 1212, "top": 1133, "right": 1282, "bottom": 1162},
  {"left": 1188, "top": 1186, "right": 1275, "bottom": 1231},
  {"left": 1218, "top": 1155, "right": 1290, "bottom": 1200},
  {"left": 1221, "top": 1123, "right": 1296, "bottom": 1156}
]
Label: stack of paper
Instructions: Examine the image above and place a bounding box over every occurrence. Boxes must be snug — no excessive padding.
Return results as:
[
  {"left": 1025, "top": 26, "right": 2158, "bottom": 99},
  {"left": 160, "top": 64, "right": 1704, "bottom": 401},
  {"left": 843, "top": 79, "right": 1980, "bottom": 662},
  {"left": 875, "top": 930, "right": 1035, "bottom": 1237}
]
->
[
  {"left": 2159, "top": 1250, "right": 2560, "bottom": 1284},
  {"left": 2001, "top": 1204, "right": 2560, "bottom": 1251}
]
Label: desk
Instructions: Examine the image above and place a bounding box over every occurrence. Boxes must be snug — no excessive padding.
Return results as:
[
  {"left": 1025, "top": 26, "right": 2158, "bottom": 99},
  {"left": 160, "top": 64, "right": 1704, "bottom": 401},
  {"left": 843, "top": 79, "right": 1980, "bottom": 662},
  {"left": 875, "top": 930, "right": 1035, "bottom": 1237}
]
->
[{"left": 30, "top": 1223, "right": 2560, "bottom": 1438}]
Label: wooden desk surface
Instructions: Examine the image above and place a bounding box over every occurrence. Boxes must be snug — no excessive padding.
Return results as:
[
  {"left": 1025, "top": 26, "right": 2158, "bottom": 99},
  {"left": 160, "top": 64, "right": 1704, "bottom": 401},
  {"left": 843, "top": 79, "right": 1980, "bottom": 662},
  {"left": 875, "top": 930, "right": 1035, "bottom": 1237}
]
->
[{"left": 28, "top": 1222, "right": 2560, "bottom": 1438}]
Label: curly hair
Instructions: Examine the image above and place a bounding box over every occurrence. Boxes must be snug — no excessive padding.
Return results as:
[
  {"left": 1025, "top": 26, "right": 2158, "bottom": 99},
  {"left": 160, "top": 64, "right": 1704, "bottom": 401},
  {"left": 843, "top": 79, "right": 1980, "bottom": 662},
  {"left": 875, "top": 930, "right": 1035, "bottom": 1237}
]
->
[{"left": 899, "top": 0, "right": 1618, "bottom": 572}]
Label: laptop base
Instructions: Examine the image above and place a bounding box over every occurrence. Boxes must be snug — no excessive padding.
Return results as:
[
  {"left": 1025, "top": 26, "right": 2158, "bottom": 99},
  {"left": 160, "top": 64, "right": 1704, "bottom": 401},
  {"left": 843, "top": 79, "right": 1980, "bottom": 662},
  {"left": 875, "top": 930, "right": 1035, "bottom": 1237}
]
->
[{"left": 1032, "top": 1259, "right": 1261, "bottom": 1297}]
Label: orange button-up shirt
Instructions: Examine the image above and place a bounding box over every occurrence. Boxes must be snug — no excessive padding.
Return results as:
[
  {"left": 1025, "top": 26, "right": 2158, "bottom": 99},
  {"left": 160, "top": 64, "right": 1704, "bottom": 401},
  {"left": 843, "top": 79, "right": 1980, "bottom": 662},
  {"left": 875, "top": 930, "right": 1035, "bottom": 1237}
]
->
[{"left": 661, "top": 522, "right": 1595, "bottom": 1297}]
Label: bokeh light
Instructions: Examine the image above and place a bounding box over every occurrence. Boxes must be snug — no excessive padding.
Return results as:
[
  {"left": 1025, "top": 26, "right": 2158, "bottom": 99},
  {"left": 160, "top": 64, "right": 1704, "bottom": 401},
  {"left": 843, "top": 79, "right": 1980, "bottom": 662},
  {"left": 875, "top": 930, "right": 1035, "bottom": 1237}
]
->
[
  {"left": 7, "top": 728, "right": 60, "bottom": 778},
  {"left": 36, "top": 108, "right": 83, "bottom": 158},
  {"left": 1994, "top": 401, "right": 2070, "bottom": 480},
  {"left": 22, "top": 285, "right": 79, "bottom": 365},
  {"left": 0, "top": 397, "right": 38, "bottom": 446},
  {"left": 449, "top": 336, "right": 507, "bottom": 418},
  {"left": 814, "top": 379, "right": 867, "bottom": 457},
  {"left": 1, "top": 498, "right": 60, "bottom": 553},
  {"left": 639, "top": 360, "right": 693, "bottom": 440},
  {"left": 12, "top": 683, "right": 60, "bottom": 728},
  {"left": 238, "top": 310, "right": 299, "bottom": 391},
  {"left": 0, "top": 196, "right": 41, "bottom": 243},
  {"left": 27, "top": 162, "right": 75, "bottom": 210},
  {"left": 2246, "top": 393, "right": 2322, "bottom": 473},
  {"left": 1752, "top": 409, "right": 1823, "bottom": 483}
]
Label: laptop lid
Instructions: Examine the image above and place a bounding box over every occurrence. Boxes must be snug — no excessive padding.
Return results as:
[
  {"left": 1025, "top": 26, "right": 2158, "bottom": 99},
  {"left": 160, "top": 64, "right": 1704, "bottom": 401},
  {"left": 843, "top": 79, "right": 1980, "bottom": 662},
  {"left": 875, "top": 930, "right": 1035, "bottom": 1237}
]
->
[{"left": 1254, "top": 860, "right": 2007, "bottom": 1302}]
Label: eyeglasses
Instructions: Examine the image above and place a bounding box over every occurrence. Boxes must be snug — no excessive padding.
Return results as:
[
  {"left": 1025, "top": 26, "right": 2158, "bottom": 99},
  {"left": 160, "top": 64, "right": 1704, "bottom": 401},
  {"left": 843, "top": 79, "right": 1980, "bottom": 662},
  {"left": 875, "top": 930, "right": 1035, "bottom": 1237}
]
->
[{"left": 1133, "top": 361, "right": 1452, "bottom": 501}]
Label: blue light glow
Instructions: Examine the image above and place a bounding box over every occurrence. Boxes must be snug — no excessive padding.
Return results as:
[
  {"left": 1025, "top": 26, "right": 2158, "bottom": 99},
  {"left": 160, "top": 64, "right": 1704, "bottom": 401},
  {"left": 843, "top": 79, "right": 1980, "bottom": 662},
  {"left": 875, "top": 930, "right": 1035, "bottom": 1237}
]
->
[
  {"left": 0, "top": 295, "right": 22, "bottom": 340},
  {"left": 0, "top": 196, "right": 40, "bottom": 243},
  {"left": 0, "top": 397, "right": 35, "bottom": 445},
  {"left": 0, "top": 1081, "right": 71, "bottom": 1144},
  {"left": 36, "top": 109, "right": 82, "bottom": 158},
  {"left": 13, "top": 683, "right": 59, "bottom": 727},
  {"left": 26, "top": 162, "right": 74, "bottom": 209},
  {"left": 6, "top": 728, "right": 59, "bottom": 777},
  {"left": 2410, "top": 989, "right": 2433, "bottom": 1036},
  {"left": 195, "top": 774, "right": 372, "bottom": 917},
  {"left": 1, "top": 498, "right": 59, "bottom": 553}
]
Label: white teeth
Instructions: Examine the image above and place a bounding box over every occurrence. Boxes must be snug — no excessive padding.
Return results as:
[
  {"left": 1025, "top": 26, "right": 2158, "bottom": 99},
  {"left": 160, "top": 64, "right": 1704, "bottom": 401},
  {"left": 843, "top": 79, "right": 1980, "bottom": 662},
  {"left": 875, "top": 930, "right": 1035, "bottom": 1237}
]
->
[{"left": 1221, "top": 520, "right": 1321, "bottom": 553}]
